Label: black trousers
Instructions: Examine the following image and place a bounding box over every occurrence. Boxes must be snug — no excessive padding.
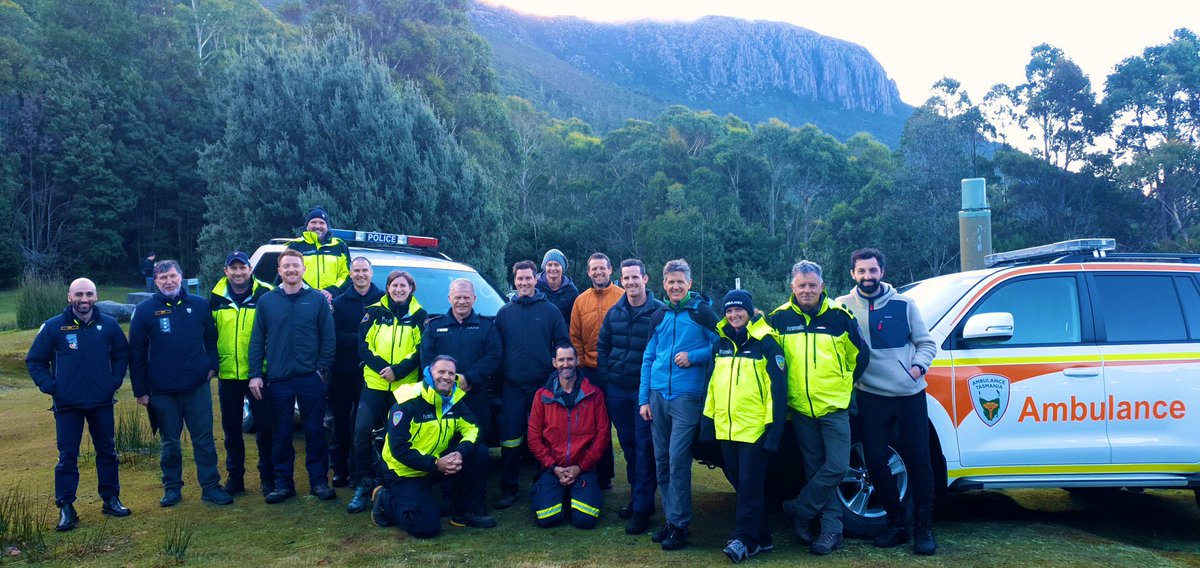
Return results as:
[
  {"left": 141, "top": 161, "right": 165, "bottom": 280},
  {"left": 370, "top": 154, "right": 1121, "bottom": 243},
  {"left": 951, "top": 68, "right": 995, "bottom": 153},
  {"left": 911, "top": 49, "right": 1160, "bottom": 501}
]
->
[
  {"left": 499, "top": 386, "right": 536, "bottom": 496},
  {"left": 327, "top": 369, "right": 364, "bottom": 478},
  {"left": 857, "top": 389, "right": 936, "bottom": 527},
  {"left": 377, "top": 443, "right": 488, "bottom": 539},
  {"left": 720, "top": 438, "right": 771, "bottom": 548},
  {"left": 217, "top": 379, "right": 274, "bottom": 490},
  {"left": 352, "top": 387, "right": 395, "bottom": 485},
  {"left": 54, "top": 405, "right": 119, "bottom": 507}
]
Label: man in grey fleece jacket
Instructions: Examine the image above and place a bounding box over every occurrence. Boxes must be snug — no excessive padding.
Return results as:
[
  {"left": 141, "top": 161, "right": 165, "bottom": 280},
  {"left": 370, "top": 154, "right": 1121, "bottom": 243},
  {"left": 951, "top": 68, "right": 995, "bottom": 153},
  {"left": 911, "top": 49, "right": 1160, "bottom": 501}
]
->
[{"left": 837, "top": 248, "right": 938, "bottom": 556}]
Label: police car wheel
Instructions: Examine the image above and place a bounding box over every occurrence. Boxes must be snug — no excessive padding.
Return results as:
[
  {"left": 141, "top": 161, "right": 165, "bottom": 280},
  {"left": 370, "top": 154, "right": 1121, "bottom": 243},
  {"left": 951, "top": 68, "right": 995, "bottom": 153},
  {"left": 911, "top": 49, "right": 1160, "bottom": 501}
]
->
[{"left": 838, "top": 441, "right": 911, "bottom": 539}]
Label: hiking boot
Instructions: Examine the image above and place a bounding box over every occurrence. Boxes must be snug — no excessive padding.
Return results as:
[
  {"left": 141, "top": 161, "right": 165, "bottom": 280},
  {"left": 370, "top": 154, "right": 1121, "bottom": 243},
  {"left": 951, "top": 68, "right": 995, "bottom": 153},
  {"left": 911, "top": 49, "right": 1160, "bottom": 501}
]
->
[
  {"left": 310, "top": 484, "right": 337, "bottom": 501},
  {"left": 331, "top": 472, "right": 350, "bottom": 488},
  {"left": 450, "top": 511, "right": 498, "bottom": 529},
  {"left": 782, "top": 499, "right": 814, "bottom": 544},
  {"left": 661, "top": 524, "right": 688, "bottom": 551},
  {"left": 810, "top": 532, "right": 844, "bottom": 555},
  {"left": 160, "top": 487, "right": 182, "bottom": 507},
  {"left": 723, "top": 539, "right": 749, "bottom": 563},
  {"left": 651, "top": 522, "right": 672, "bottom": 543},
  {"left": 874, "top": 521, "right": 910, "bottom": 548},
  {"left": 101, "top": 496, "right": 131, "bottom": 517},
  {"left": 223, "top": 477, "right": 245, "bottom": 496},
  {"left": 264, "top": 487, "right": 296, "bottom": 504},
  {"left": 625, "top": 511, "right": 651, "bottom": 535},
  {"left": 494, "top": 493, "right": 517, "bottom": 509},
  {"left": 618, "top": 500, "right": 634, "bottom": 519},
  {"left": 56, "top": 503, "right": 78, "bottom": 532},
  {"left": 347, "top": 485, "right": 371, "bottom": 513},
  {"left": 913, "top": 526, "right": 938, "bottom": 556},
  {"left": 201, "top": 486, "right": 234, "bottom": 505},
  {"left": 371, "top": 486, "right": 392, "bottom": 527}
]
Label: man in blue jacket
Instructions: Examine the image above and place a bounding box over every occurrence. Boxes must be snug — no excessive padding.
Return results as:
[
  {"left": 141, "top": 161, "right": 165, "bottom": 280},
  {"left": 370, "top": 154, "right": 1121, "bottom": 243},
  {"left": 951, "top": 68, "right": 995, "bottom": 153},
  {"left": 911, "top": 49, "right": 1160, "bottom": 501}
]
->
[
  {"left": 249, "top": 249, "right": 338, "bottom": 504},
  {"left": 493, "top": 260, "right": 570, "bottom": 509},
  {"left": 27, "top": 278, "right": 131, "bottom": 532},
  {"left": 130, "top": 260, "right": 233, "bottom": 507},
  {"left": 639, "top": 259, "right": 719, "bottom": 551}
]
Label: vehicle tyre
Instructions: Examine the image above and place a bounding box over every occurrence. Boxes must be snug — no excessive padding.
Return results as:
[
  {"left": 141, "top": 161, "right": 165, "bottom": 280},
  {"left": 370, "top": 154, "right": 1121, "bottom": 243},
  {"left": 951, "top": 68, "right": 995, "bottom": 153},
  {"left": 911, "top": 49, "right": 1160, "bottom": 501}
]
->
[{"left": 838, "top": 441, "right": 912, "bottom": 540}]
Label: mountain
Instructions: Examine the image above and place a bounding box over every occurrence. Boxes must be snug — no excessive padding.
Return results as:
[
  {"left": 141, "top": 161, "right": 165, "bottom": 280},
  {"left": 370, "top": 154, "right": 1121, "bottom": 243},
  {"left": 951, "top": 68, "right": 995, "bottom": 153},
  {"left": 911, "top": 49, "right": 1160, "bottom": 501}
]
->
[{"left": 469, "top": 3, "right": 912, "bottom": 144}]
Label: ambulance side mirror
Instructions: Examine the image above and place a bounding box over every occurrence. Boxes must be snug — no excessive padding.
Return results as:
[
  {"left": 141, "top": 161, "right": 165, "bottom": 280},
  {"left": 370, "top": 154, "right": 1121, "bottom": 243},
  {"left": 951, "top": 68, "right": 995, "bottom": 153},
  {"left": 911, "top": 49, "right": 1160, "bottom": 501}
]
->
[{"left": 962, "top": 312, "right": 1014, "bottom": 342}]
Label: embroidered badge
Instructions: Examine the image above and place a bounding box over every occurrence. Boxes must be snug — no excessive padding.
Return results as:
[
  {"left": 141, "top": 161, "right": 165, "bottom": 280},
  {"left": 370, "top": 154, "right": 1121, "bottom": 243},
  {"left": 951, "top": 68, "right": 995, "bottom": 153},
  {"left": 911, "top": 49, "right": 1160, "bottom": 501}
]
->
[
  {"left": 159, "top": 318, "right": 172, "bottom": 333},
  {"left": 154, "top": 310, "right": 172, "bottom": 316},
  {"left": 60, "top": 325, "right": 79, "bottom": 331},
  {"left": 391, "top": 409, "right": 403, "bottom": 426},
  {"left": 775, "top": 355, "right": 786, "bottom": 371},
  {"left": 66, "top": 334, "right": 78, "bottom": 350},
  {"left": 96, "top": 325, "right": 103, "bottom": 330},
  {"left": 362, "top": 313, "right": 371, "bottom": 323},
  {"left": 186, "top": 307, "right": 192, "bottom": 314}
]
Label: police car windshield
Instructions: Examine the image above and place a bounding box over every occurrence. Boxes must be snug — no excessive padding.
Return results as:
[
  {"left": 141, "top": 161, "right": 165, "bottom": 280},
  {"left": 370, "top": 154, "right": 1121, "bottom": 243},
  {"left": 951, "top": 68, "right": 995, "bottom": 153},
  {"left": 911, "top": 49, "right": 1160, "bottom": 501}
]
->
[
  {"left": 371, "top": 266, "right": 506, "bottom": 317},
  {"left": 897, "top": 270, "right": 991, "bottom": 329}
]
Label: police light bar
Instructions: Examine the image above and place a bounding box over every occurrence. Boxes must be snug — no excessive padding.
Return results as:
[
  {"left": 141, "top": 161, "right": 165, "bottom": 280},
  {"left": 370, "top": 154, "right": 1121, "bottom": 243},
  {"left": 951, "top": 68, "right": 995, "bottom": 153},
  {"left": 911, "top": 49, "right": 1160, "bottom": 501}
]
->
[
  {"left": 330, "top": 229, "right": 439, "bottom": 248},
  {"left": 985, "top": 238, "right": 1115, "bottom": 267}
]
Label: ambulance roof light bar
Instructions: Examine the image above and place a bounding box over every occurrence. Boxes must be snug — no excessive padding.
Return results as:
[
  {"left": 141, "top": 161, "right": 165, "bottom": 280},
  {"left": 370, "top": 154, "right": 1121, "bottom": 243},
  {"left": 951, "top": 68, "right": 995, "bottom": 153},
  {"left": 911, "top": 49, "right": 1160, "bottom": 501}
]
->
[
  {"left": 984, "top": 238, "right": 1115, "bottom": 267},
  {"left": 330, "top": 229, "right": 439, "bottom": 249}
]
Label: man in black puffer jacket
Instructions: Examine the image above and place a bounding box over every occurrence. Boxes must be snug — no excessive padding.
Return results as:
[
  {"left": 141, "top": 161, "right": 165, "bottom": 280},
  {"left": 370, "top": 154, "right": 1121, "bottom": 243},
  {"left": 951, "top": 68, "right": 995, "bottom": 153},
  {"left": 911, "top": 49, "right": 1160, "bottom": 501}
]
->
[
  {"left": 597, "top": 259, "right": 665, "bottom": 535},
  {"left": 493, "top": 260, "right": 569, "bottom": 509}
]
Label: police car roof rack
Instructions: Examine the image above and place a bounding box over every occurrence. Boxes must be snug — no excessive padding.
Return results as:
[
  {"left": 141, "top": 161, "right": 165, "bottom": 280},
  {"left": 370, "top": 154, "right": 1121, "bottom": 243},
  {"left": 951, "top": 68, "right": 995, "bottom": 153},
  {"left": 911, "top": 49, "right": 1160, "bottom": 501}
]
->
[{"left": 985, "top": 238, "right": 1116, "bottom": 267}]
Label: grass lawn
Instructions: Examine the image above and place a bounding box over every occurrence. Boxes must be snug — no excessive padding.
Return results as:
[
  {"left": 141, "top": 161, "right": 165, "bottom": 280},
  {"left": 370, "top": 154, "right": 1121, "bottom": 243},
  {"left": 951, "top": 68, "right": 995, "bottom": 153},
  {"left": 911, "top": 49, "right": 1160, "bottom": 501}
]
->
[{"left": 1, "top": 289, "right": 1200, "bottom": 565}]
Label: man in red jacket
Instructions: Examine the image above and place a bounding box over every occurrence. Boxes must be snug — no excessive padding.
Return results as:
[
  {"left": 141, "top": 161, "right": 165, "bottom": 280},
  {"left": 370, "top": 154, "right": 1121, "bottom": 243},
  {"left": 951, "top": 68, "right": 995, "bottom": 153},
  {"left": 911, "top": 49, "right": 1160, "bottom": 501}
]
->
[{"left": 527, "top": 345, "right": 610, "bottom": 529}]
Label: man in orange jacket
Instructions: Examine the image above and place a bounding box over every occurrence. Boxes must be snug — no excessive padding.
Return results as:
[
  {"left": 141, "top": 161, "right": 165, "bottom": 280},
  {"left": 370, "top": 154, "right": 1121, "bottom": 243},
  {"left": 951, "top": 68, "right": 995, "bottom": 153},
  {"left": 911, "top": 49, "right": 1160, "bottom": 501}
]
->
[{"left": 569, "top": 252, "right": 623, "bottom": 489}]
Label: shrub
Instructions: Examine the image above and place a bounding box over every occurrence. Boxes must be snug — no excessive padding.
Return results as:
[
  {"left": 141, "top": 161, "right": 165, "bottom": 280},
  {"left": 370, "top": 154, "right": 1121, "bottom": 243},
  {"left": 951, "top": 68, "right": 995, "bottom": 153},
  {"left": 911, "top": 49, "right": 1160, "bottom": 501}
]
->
[{"left": 16, "top": 273, "right": 65, "bottom": 330}]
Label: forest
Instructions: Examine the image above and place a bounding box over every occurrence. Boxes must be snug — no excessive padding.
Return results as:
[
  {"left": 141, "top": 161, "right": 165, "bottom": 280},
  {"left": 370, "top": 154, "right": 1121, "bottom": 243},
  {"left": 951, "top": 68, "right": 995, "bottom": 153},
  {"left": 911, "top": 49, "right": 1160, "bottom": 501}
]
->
[{"left": 1, "top": 0, "right": 1197, "bottom": 304}]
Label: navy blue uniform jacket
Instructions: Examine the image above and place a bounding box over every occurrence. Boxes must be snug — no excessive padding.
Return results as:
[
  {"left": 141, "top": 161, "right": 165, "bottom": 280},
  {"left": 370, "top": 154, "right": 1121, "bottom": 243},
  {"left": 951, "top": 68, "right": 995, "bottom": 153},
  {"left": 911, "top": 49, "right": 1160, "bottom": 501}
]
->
[
  {"left": 129, "top": 292, "right": 219, "bottom": 398},
  {"left": 26, "top": 307, "right": 129, "bottom": 411}
]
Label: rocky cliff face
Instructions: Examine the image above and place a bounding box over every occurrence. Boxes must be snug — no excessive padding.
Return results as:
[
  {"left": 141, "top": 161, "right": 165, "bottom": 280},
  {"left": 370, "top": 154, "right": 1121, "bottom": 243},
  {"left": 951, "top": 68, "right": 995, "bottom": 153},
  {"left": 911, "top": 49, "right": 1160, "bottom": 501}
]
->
[{"left": 471, "top": 2, "right": 910, "bottom": 141}]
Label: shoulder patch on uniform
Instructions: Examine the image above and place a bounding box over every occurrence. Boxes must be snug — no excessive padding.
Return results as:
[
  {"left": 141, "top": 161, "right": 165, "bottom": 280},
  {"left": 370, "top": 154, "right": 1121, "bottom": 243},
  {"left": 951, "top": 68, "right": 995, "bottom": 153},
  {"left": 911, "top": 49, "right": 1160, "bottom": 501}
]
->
[
  {"left": 775, "top": 355, "right": 786, "bottom": 371},
  {"left": 362, "top": 312, "right": 371, "bottom": 323},
  {"left": 391, "top": 409, "right": 403, "bottom": 426}
]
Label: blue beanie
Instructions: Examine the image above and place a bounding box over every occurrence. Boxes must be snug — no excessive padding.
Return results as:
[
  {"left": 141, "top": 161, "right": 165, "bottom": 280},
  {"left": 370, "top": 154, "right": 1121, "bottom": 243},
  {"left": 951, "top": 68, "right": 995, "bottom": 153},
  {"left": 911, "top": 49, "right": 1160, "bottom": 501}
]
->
[{"left": 541, "top": 249, "right": 568, "bottom": 273}]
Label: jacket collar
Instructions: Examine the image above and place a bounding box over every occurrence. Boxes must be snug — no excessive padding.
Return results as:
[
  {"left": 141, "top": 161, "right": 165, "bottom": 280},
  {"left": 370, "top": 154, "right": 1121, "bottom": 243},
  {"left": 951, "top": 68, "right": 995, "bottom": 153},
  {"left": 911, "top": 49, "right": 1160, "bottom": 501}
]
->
[
  {"left": 211, "top": 277, "right": 270, "bottom": 304},
  {"left": 717, "top": 313, "right": 772, "bottom": 343},
  {"left": 62, "top": 306, "right": 99, "bottom": 328},
  {"left": 441, "top": 308, "right": 480, "bottom": 326},
  {"left": 542, "top": 369, "right": 594, "bottom": 407},
  {"left": 788, "top": 292, "right": 830, "bottom": 318}
]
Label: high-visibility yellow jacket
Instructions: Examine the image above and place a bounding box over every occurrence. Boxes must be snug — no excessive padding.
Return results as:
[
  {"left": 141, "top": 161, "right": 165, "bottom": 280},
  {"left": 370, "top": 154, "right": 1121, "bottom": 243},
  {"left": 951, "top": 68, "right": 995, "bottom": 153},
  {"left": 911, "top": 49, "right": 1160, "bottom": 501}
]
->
[
  {"left": 381, "top": 378, "right": 479, "bottom": 478},
  {"left": 359, "top": 295, "right": 427, "bottom": 391},
  {"left": 766, "top": 294, "right": 868, "bottom": 418},
  {"left": 209, "top": 277, "right": 272, "bottom": 380},
  {"left": 285, "top": 231, "right": 350, "bottom": 294},
  {"left": 704, "top": 314, "right": 788, "bottom": 447}
]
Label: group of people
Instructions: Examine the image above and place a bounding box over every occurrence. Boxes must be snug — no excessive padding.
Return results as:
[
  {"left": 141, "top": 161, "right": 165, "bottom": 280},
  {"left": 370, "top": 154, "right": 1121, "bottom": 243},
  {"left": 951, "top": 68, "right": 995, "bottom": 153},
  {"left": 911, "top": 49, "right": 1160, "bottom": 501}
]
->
[{"left": 26, "top": 206, "right": 941, "bottom": 561}]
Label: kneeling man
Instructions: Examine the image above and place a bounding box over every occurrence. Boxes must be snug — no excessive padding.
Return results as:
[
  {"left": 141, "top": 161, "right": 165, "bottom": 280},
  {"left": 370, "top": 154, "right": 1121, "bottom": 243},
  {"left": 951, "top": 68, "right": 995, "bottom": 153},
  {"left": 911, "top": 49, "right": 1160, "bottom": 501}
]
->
[
  {"left": 528, "top": 345, "right": 610, "bottom": 529},
  {"left": 373, "top": 356, "right": 496, "bottom": 538}
]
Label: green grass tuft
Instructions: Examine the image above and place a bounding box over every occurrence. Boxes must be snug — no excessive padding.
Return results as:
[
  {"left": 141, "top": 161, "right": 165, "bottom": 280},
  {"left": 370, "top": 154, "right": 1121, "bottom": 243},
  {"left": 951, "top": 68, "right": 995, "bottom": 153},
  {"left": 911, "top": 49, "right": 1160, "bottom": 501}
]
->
[
  {"left": 115, "top": 403, "right": 160, "bottom": 465},
  {"left": 159, "top": 518, "right": 196, "bottom": 564},
  {"left": 0, "top": 484, "right": 49, "bottom": 558}
]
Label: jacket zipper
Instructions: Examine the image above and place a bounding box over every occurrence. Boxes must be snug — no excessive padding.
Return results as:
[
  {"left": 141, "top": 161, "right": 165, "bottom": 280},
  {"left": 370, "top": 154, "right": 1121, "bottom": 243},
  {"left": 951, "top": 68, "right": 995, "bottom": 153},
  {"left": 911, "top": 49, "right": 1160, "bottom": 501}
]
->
[
  {"left": 726, "top": 336, "right": 737, "bottom": 437},
  {"left": 803, "top": 312, "right": 816, "bottom": 417}
]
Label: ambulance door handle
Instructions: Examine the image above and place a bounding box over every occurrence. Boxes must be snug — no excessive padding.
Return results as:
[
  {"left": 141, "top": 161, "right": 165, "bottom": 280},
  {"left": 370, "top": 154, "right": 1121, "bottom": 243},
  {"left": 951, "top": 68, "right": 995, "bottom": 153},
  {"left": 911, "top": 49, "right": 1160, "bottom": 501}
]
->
[{"left": 1062, "top": 367, "right": 1100, "bottom": 378}]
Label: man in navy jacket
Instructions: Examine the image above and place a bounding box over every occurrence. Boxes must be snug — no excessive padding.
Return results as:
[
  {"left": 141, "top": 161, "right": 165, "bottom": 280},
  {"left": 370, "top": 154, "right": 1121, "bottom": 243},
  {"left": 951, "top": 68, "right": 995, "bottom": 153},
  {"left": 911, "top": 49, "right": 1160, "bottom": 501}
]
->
[
  {"left": 27, "top": 278, "right": 131, "bottom": 532},
  {"left": 130, "top": 260, "right": 232, "bottom": 507}
]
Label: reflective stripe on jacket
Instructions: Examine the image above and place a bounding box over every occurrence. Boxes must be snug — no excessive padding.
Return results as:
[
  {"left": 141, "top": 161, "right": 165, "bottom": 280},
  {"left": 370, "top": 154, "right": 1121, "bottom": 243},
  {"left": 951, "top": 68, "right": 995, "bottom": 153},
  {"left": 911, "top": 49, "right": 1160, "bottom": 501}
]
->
[
  {"left": 766, "top": 294, "right": 867, "bottom": 418},
  {"left": 381, "top": 377, "right": 479, "bottom": 478},
  {"left": 360, "top": 295, "right": 427, "bottom": 391},
  {"left": 210, "top": 277, "right": 272, "bottom": 380}
]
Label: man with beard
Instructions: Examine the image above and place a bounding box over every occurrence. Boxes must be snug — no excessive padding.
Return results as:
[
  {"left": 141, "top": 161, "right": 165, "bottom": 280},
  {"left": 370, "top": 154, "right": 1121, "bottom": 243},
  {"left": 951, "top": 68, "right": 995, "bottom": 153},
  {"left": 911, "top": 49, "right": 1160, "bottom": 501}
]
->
[
  {"left": 329, "top": 257, "right": 384, "bottom": 488},
  {"left": 569, "top": 253, "right": 623, "bottom": 490},
  {"left": 527, "top": 345, "right": 610, "bottom": 529},
  {"left": 494, "top": 260, "right": 570, "bottom": 509},
  {"left": 836, "top": 248, "right": 938, "bottom": 555},
  {"left": 27, "top": 278, "right": 131, "bottom": 531},
  {"left": 130, "top": 260, "right": 232, "bottom": 507},
  {"left": 285, "top": 206, "right": 351, "bottom": 302}
]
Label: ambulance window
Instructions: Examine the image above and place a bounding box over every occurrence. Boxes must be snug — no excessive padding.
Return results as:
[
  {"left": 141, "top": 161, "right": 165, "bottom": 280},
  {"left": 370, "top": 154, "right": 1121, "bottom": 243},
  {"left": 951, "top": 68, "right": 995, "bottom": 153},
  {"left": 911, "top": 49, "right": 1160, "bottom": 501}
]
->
[
  {"left": 1093, "top": 275, "right": 1187, "bottom": 342},
  {"left": 1177, "top": 277, "right": 1200, "bottom": 340},
  {"left": 972, "top": 276, "right": 1081, "bottom": 345}
]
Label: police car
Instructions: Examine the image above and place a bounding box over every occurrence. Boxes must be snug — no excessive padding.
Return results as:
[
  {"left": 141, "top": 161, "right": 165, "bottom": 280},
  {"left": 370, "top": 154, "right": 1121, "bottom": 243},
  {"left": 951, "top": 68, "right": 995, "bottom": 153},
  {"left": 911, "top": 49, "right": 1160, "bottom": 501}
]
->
[{"left": 742, "top": 238, "right": 1200, "bottom": 537}]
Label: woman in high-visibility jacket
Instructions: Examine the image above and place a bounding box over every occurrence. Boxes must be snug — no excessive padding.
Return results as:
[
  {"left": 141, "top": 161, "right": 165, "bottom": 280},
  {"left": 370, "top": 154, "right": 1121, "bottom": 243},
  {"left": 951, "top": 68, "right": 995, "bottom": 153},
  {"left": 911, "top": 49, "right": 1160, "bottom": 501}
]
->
[
  {"left": 702, "top": 290, "right": 787, "bottom": 563},
  {"left": 346, "top": 270, "right": 427, "bottom": 514}
]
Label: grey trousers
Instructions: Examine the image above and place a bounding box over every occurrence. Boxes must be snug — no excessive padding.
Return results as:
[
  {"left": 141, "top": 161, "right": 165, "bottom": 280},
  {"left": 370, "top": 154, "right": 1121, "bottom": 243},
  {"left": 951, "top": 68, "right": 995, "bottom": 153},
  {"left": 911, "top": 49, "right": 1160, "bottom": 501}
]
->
[
  {"left": 790, "top": 409, "right": 851, "bottom": 534},
  {"left": 649, "top": 391, "right": 703, "bottom": 528},
  {"left": 150, "top": 381, "right": 221, "bottom": 492}
]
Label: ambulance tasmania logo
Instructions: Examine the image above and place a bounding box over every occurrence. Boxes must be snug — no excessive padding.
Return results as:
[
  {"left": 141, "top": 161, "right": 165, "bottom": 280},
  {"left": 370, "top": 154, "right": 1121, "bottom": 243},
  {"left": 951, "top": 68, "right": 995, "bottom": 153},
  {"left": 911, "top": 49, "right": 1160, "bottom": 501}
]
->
[{"left": 968, "top": 374, "right": 1010, "bottom": 427}]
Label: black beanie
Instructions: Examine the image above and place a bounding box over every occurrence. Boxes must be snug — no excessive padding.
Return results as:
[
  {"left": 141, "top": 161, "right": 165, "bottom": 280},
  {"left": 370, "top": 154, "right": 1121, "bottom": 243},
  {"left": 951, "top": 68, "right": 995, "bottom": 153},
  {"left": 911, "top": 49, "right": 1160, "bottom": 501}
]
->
[
  {"left": 722, "top": 289, "right": 754, "bottom": 314},
  {"left": 306, "top": 206, "right": 330, "bottom": 225}
]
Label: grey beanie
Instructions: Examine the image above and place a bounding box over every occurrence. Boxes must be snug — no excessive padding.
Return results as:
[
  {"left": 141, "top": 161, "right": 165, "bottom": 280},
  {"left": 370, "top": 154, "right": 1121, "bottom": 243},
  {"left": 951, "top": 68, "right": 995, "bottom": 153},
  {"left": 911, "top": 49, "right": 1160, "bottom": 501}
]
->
[{"left": 541, "top": 249, "right": 568, "bottom": 273}]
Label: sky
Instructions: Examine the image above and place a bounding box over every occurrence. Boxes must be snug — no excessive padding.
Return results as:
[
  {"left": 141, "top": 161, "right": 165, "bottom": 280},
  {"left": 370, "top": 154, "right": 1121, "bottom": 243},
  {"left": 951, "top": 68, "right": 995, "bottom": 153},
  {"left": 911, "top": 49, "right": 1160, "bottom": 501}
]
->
[{"left": 481, "top": 0, "right": 1199, "bottom": 107}]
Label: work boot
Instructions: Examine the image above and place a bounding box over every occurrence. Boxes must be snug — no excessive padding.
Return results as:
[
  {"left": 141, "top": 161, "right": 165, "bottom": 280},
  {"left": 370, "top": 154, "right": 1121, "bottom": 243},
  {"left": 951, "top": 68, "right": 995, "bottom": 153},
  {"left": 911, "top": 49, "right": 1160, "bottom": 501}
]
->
[
  {"left": 310, "top": 484, "right": 337, "bottom": 501},
  {"left": 494, "top": 493, "right": 517, "bottom": 510},
  {"left": 782, "top": 499, "right": 815, "bottom": 544},
  {"left": 371, "top": 486, "right": 392, "bottom": 527},
  {"left": 625, "top": 511, "right": 651, "bottom": 535},
  {"left": 55, "top": 503, "right": 79, "bottom": 532},
  {"left": 913, "top": 526, "right": 938, "bottom": 556},
  {"left": 874, "top": 521, "right": 910, "bottom": 548},
  {"left": 101, "top": 496, "right": 131, "bottom": 517},
  {"left": 201, "top": 486, "right": 234, "bottom": 505},
  {"left": 223, "top": 477, "right": 245, "bottom": 496},
  {"left": 661, "top": 524, "right": 688, "bottom": 551},
  {"left": 651, "top": 522, "right": 672, "bottom": 543},
  {"left": 618, "top": 500, "right": 634, "bottom": 519},
  {"left": 160, "top": 487, "right": 182, "bottom": 507},
  {"left": 450, "top": 511, "right": 498, "bottom": 529},
  {"left": 810, "top": 532, "right": 844, "bottom": 555},
  {"left": 264, "top": 487, "right": 296, "bottom": 504},
  {"left": 347, "top": 485, "right": 371, "bottom": 514},
  {"left": 331, "top": 471, "right": 350, "bottom": 488}
]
